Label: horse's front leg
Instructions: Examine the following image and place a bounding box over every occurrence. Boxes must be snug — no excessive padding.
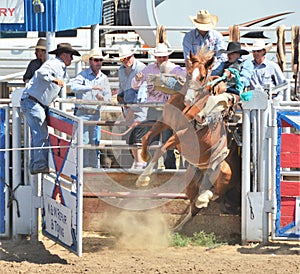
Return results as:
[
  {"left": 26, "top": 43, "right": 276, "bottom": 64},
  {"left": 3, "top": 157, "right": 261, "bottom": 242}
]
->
[
  {"left": 136, "top": 134, "right": 180, "bottom": 187},
  {"left": 140, "top": 121, "right": 168, "bottom": 162}
]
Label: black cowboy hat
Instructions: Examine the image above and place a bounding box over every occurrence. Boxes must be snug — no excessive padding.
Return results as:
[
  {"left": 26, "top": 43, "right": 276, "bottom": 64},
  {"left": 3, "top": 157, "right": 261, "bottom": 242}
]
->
[
  {"left": 219, "top": 42, "right": 249, "bottom": 55},
  {"left": 48, "top": 43, "right": 81, "bottom": 56}
]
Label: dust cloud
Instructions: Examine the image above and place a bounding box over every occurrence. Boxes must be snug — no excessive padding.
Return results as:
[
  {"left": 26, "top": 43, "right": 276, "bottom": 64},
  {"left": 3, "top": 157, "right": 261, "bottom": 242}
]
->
[{"left": 101, "top": 207, "right": 171, "bottom": 250}]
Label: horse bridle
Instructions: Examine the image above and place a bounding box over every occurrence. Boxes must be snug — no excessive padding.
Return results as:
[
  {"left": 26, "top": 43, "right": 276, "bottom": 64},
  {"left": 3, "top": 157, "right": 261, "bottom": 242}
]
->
[
  {"left": 187, "top": 61, "right": 211, "bottom": 92},
  {"left": 184, "top": 62, "right": 211, "bottom": 108}
]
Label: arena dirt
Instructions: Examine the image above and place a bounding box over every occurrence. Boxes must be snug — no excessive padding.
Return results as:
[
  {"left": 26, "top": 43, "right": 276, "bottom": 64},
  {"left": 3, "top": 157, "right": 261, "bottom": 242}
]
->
[{"left": 0, "top": 222, "right": 299, "bottom": 274}]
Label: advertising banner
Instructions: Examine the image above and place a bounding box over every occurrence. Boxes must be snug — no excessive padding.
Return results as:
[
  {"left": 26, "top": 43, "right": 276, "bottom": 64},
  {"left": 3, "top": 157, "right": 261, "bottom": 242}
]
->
[{"left": 0, "top": 0, "right": 24, "bottom": 24}]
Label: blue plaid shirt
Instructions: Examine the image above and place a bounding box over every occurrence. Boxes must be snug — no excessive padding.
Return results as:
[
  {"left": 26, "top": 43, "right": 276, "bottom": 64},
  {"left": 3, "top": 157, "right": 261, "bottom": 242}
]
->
[{"left": 183, "top": 28, "right": 227, "bottom": 68}]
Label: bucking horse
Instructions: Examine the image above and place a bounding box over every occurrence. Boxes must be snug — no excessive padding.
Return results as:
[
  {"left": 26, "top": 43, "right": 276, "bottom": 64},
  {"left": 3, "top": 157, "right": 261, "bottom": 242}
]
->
[{"left": 135, "top": 47, "right": 240, "bottom": 229}]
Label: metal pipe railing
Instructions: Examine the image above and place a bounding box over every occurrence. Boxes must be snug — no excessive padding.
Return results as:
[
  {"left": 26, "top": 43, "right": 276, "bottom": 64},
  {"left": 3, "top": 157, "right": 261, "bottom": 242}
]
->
[{"left": 97, "top": 25, "right": 295, "bottom": 32}]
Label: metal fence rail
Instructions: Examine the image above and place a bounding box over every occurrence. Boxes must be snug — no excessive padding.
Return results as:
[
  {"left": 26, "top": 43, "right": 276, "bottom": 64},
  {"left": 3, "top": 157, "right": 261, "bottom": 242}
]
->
[{"left": 0, "top": 25, "right": 298, "bottom": 81}]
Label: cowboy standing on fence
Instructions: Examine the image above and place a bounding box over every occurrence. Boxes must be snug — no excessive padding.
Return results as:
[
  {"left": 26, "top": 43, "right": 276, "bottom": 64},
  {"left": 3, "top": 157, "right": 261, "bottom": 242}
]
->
[{"left": 20, "top": 43, "right": 80, "bottom": 175}]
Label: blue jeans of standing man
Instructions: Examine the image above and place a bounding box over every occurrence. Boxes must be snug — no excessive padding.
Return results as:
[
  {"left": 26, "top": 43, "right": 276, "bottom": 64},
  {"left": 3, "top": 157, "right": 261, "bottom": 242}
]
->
[
  {"left": 20, "top": 97, "right": 49, "bottom": 173},
  {"left": 74, "top": 108, "right": 100, "bottom": 168}
]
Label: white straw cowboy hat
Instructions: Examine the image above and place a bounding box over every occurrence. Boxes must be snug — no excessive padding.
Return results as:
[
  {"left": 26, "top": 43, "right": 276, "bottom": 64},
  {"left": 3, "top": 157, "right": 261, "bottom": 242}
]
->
[
  {"left": 118, "top": 45, "right": 136, "bottom": 59},
  {"left": 246, "top": 39, "right": 273, "bottom": 52},
  {"left": 189, "top": 10, "right": 218, "bottom": 31},
  {"left": 149, "top": 43, "right": 174, "bottom": 57},
  {"left": 81, "top": 48, "right": 108, "bottom": 63},
  {"left": 48, "top": 43, "right": 80, "bottom": 56},
  {"left": 30, "top": 38, "right": 46, "bottom": 50}
]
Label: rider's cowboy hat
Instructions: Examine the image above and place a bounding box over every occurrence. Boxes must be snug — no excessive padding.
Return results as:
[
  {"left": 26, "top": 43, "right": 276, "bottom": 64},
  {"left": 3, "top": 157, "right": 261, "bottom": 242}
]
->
[
  {"left": 81, "top": 48, "right": 108, "bottom": 63},
  {"left": 219, "top": 42, "right": 249, "bottom": 55},
  {"left": 246, "top": 39, "right": 272, "bottom": 52},
  {"left": 30, "top": 38, "right": 46, "bottom": 50},
  {"left": 149, "top": 43, "right": 174, "bottom": 57},
  {"left": 48, "top": 43, "right": 80, "bottom": 56},
  {"left": 118, "top": 45, "right": 136, "bottom": 59},
  {"left": 189, "top": 10, "right": 218, "bottom": 31}
]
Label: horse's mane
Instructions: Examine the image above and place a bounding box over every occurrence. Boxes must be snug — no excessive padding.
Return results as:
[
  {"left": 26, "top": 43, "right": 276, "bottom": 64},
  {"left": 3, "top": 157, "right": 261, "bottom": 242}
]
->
[{"left": 190, "top": 46, "right": 215, "bottom": 69}]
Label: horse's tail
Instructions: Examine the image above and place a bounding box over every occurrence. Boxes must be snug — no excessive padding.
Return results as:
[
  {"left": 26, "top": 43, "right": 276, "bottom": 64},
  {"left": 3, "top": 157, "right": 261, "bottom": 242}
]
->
[{"left": 156, "top": 25, "right": 166, "bottom": 45}]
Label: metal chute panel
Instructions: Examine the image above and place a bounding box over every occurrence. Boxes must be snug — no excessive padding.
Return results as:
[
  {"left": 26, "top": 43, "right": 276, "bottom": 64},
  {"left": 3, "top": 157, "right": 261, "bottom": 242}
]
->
[
  {"left": 275, "top": 111, "right": 300, "bottom": 239},
  {"left": 0, "top": 106, "right": 10, "bottom": 237}
]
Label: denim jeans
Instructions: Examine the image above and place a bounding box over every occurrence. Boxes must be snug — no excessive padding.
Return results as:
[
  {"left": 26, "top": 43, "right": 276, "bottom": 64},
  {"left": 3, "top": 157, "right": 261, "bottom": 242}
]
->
[
  {"left": 20, "top": 97, "right": 49, "bottom": 172},
  {"left": 74, "top": 109, "right": 100, "bottom": 168}
]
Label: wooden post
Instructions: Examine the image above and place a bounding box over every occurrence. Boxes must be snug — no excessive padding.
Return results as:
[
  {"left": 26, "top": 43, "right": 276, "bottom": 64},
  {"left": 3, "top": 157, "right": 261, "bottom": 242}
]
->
[{"left": 0, "top": 82, "right": 9, "bottom": 98}]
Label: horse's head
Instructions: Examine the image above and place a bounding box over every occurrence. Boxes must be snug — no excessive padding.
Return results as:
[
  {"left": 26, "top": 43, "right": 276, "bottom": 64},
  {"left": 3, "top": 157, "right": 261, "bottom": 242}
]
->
[
  {"left": 186, "top": 47, "right": 215, "bottom": 90},
  {"left": 184, "top": 47, "right": 215, "bottom": 106}
]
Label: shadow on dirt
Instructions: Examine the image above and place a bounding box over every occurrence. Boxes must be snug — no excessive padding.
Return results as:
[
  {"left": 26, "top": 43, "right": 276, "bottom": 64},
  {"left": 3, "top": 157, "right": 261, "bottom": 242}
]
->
[
  {"left": 237, "top": 242, "right": 300, "bottom": 255},
  {"left": 0, "top": 239, "right": 67, "bottom": 264}
]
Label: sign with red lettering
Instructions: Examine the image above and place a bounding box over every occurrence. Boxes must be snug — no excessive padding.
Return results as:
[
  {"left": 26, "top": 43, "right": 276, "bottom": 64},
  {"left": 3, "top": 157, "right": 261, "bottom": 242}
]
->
[
  {"left": 42, "top": 110, "right": 83, "bottom": 257},
  {"left": 0, "top": 0, "right": 24, "bottom": 24}
]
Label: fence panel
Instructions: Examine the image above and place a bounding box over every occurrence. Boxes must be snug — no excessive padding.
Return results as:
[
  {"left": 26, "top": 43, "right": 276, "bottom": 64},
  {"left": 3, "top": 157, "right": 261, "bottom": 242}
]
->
[
  {"left": 275, "top": 111, "right": 300, "bottom": 239},
  {"left": 0, "top": 106, "right": 10, "bottom": 237}
]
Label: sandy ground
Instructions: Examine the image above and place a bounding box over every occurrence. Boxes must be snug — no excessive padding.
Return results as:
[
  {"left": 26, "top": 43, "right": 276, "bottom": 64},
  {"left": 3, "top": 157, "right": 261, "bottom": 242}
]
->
[{"left": 0, "top": 231, "right": 299, "bottom": 274}]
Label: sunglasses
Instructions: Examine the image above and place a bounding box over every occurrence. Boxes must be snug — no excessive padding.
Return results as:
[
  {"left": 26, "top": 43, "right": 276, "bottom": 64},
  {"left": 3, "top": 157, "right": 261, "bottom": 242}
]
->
[
  {"left": 120, "top": 55, "right": 132, "bottom": 63},
  {"left": 93, "top": 58, "right": 103, "bottom": 62},
  {"left": 252, "top": 50, "right": 263, "bottom": 53}
]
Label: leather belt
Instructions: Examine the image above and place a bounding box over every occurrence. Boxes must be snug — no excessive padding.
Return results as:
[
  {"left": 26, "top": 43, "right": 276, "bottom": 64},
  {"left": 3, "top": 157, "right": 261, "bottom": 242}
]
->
[{"left": 27, "top": 95, "right": 46, "bottom": 108}]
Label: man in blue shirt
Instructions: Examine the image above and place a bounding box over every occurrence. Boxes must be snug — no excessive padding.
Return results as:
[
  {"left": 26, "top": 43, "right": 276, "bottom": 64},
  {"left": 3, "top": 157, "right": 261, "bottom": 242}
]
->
[
  {"left": 249, "top": 39, "right": 286, "bottom": 100},
  {"left": 71, "top": 48, "right": 111, "bottom": 168},
  {"left": 20, "top": 43, "right": 80, "bottom": 174},
  {"left": 183, "top": 10, "right": 226, "bottom": 69}
]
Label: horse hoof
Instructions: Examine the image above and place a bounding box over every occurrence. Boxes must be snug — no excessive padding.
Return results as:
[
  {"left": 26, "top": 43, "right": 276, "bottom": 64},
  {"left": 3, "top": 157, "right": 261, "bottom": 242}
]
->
[
  {"left": 136, "top": 176, "right": 150, "bottom": 187},
  {"left": 141, "top": 151, "right": 151, "bottom": 162},
  {"left": 195, "top": 190, "right": 213, "bottom": 209}
]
